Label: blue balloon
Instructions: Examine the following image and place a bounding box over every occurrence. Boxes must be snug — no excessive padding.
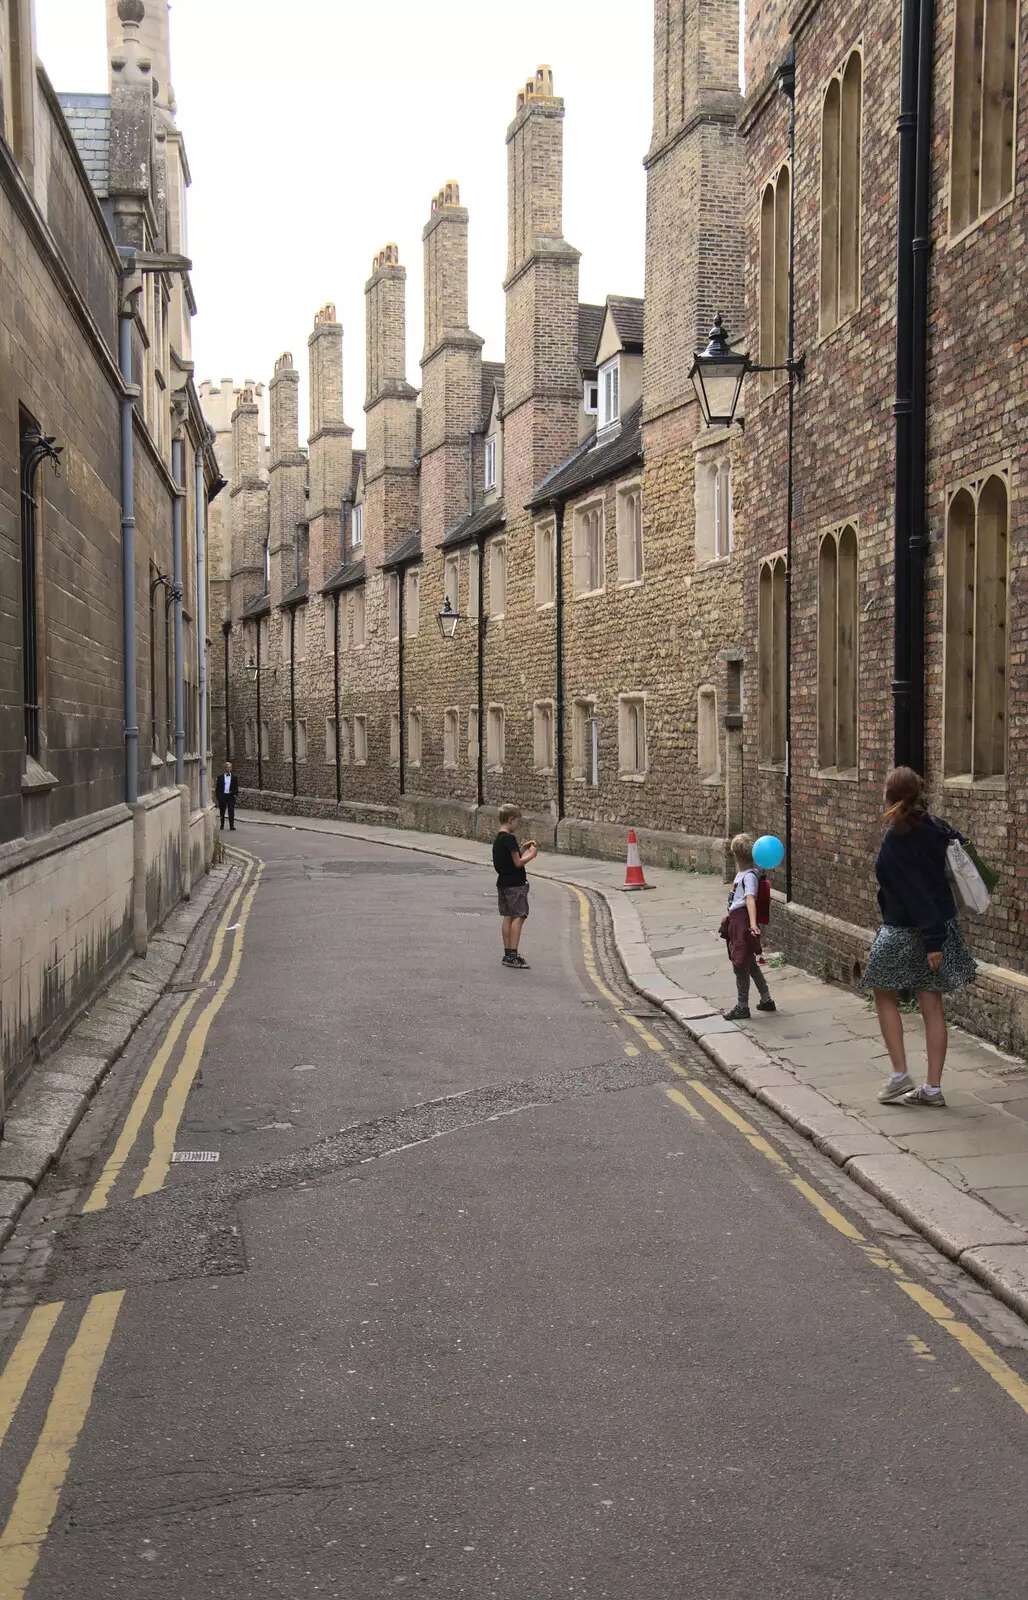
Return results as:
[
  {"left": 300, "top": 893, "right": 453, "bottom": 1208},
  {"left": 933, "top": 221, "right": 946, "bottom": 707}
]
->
[{"left": 753, "top": 834, "right": 785, "bottom": 870}]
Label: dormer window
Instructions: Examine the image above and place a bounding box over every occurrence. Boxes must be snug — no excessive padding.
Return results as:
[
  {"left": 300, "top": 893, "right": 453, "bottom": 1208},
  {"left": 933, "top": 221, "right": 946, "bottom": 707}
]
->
[
  {"left": 599, "top": 358, "right": 620, "bottom": 429},
  {"left": 484, "top": 435, "right": 498, "bottom": 491},
  {"left": 352, "top": 504, "right": 364, "bottom": 547},
  {"left": 584, "top": 380, "right": 599, "bottom": 415}
]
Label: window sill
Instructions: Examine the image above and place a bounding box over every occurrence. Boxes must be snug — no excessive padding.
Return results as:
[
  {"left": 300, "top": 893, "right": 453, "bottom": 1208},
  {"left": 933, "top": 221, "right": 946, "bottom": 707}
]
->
[
  {"left": 818, "top": 765, "right": 859, "bottom": 783},
  {"left": 354, "top": 759, "right": 367, "bottom": 767},
  {"left": 693, "top": 555, "right": 732, "bottom": 576},
  {"left": 814, "top": 304, "right": 862, "bottom": 349},
  {"left": 536, "top": 601, "right": 555, "bottom": 614},
  {"left": 533, "top": 766, "right": 555, "bottom": 777},
  {"left": 946, "top": 194, "right": 1015, "bottom": 251},
  {"left": 442, "top": 761, "right": 457, "bottom": 771},
  {"left": 942, "top": 774, "right": 1006, "bottom": 794},
  {"left": 758, "top": 761, "right": 787, "bottom": 773},
  {"left": 487, "top": 766, "right": 504, "bottom": 776},
  {"left": 701, "top": 772, "right": 722, "bottom": 787},
  {"left": 617, "top": 577, "right": 644, "bottom": 591},
  {"left": 619, "top": 771, "right": 647, "bottom": 783},
  {"left": 573, "top": 588, "right": 606, "bottom": 601},
  {"left": 22, "top": 759, "right": 58, "bottom": 796}
]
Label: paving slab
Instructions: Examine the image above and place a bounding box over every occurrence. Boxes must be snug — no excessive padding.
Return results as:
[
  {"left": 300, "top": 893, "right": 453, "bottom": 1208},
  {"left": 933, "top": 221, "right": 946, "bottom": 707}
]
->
[
  {"left": 960, "top": 1244, "right": 1028, "bottom": 1320},
  {"left": 843, "top": 1151, "right": 1025, "bottom": 1257},
  {"left": 974, "top": 1188, "right": 1028, "bottom": 1227}
]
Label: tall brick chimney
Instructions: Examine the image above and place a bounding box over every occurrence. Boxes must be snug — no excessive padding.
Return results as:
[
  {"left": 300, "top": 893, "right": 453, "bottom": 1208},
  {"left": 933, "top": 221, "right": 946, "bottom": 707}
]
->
[
  {"left": 503, "top": 66, "right": 581, "bottom": 503},
  {"left": 645, "top": 0, "right": 744, "bottom": 414},
  {"left": 363, "top": 245, "right": 419, "bottom": 570},
  {"left": 421, "top": 183, "right": 484, "bottom": 538},
  {"left": 267, "top": 352, "right": 306, "bottom": 608},
  {"left": 229, "top": 388, "right": 269, "bottom": 621},
  {"left": 307, "top": 304, "right": 353, "bottom": 593}
]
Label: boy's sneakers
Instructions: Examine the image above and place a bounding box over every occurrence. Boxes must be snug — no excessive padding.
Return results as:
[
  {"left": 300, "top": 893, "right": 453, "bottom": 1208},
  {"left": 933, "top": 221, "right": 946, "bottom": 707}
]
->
[
  {"left": 901, "top": 1083, "right": 946, "bottom": 1107},
  {"left": 502, "top": 952, "right": 531, "bottom": 970},
  {"left": 756, "top": 997, "right": 777, "bottom": 1013},
  {"left": 723, "top": 1004, "right": 750, "bottom": 1020},
  {"left": 878, "top": 1072, "right": 915, "bottom": 1103}
]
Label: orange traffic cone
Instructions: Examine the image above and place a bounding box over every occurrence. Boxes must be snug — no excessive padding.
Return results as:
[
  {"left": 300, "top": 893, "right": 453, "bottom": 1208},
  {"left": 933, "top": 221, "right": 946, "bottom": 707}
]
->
[{"left": 623, "top": 827, "right": 652, "bottom": 890}]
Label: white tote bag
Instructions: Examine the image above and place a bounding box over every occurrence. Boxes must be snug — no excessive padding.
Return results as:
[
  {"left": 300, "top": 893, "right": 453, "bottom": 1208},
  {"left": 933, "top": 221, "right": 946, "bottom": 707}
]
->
[{"left": 946, "top": 839, "right": 991, "bottom": 914}]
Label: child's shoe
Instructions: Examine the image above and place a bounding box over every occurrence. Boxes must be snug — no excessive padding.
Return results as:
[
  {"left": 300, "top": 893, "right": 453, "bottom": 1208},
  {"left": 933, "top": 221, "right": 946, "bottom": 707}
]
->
[
  {"left": 901, "top": 1083, "right": 946, "bottom": 1107},
  {"left": 878, "top": 1072, "right": 915, "bottom": 1103},
  {"left": 504, "top": 953, "right": 531, "bottom": 970},
  {"left": 756, "top": 997, "right": 776, "bottom": 1013},
  {"left": 723, "top": 1004, "right": 751, "bottom": 1021}
]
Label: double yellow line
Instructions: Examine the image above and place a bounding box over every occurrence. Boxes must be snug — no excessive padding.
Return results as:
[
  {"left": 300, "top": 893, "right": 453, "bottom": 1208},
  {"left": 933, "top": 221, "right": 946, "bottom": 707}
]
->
[{"left": 0, "top": 848, "right": 263, "bottom": 1597}]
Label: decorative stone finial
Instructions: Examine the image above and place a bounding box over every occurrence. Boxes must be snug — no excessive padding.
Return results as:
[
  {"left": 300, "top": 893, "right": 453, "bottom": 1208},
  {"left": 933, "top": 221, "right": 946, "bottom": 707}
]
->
[
  {"left": 112, "top": 0, "right": 151, "bottom": 82},
  {"left": 431, "top": 181, "right": 461, "bottom": 215},
  {"left": 374, "top": 243, "right": 400, "bottom": 271},
  {"left": 315, "top": 304, "right": 337, "bottom": 326},
  {"left": 516, "top": 64, "right": 555, "bottom": 112},
  {"left": 118, "top": 0, "right": 146, "bottom": 21}
]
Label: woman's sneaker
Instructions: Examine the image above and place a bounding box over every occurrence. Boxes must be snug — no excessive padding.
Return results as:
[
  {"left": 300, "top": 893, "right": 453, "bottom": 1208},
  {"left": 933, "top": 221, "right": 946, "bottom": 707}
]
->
[
  {"left": 878, "top": 1073, "right": 915, "bottom": 1103},
  {"left": 901, "top": 1084, "right": 946, "bottom": 1107}
]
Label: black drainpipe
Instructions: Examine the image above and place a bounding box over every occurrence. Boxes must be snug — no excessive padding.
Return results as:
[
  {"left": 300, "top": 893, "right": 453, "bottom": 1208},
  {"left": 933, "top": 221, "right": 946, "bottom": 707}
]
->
[
  {"left": 289, "top": 607, "right": 297, "bottom": 798},
  {"left": 222, "top": 620, "right": 231, "bottom": 760},
  {"left": 397, "top": 567, "right": 406, "bottom": 798},
  {"left": 333, "top": 593, "right": 342, "bottom": 805},
  {"left": 476, "top": 533, "right": 486, "bottom": 809},
  {"left": 554, "top": 499, "right": 567, "bottom": 835},
  {"left": 892, "top": 0, "right": 921, "bottom": 769},
  {"left": 909, "top": 0, "right": 935, "bottom": 777},
  {"left": 255, "top": 616, "right": 263, "bottom": 791},
  {"left": 780, "top": 50, "right": 797, "bottom": 907}
]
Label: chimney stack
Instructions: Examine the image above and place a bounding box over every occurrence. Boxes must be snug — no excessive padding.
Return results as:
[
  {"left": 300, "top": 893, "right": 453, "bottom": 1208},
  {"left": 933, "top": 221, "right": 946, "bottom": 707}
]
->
[
  {"left": 267, "top": 352, "right": 306, "bottom": 608},
  {"left": 308, "top": 304, "right": 353, "bottom": 594},
  {"left": 363, "top": 246, "right": 419, "bottom": 569},
  {"left": 228, "top": 388, "right": 269, "bottom": 621},
  {"left": 421, "top": 182, "right": 484, "bottom": 536}
]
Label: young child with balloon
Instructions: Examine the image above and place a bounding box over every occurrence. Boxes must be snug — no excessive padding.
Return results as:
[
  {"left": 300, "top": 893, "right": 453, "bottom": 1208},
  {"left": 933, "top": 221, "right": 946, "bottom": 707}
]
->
[{"left": 720, "top": 832, "right": 784, "bottom": 1020}]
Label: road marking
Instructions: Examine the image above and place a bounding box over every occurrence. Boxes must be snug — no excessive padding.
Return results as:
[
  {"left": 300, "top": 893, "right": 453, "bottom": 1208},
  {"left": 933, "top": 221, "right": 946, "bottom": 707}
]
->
[
  {"left": 82, "top": 856, "right": 256, "bottom": 1215},
  {"left": 0, "top": 1306, "right": 63, "bottom": 1455},
  {"left": 686, "top": 1078, "right": 758, "bottom": 1135},
  {"left": 664, "top": 1087, "right": 704, "bottom": 1121},
  {"left": 571, "top": 889, "right": 664, "bottom": 1053},
  {"left": 135, "top": 860, "right": 263, "bottom": 1198},
  {"left": 788, "top": 1176, "right": 865, "bottom": 1240},
  {"left": 0, "top": 1292, "right": 124, "bottom": 1596},
  {"left": 906, "top": 1334, "right": 936, "bottom": 1362}
]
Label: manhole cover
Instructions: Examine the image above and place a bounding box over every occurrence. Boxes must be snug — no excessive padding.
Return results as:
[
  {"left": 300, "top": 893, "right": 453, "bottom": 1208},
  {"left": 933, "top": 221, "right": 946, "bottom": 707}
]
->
[{"left": 171, "top": 1151, "right": 220, "bottom": 1163}]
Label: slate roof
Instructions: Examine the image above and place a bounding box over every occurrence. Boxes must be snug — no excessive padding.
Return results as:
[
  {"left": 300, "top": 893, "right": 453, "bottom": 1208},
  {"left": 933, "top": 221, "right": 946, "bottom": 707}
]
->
[
  {"left": 577, "top": 303, "right": 605, "bottom": 373},
  {"left": 58, "top": 94, "right": 111, "bottom": 199},
  {"left": 527, "top": 400, "right": 643, "bottom": 508},
  {"left": 322, "top": 557, "right": 366, "bottom": 594},
  {"left": 350, "top": 450, "right": 365, "bottom": 495},
  {"left": 607, "top": 295, "right": 645, "bottom": 353},
  {"left": 382, "top": 531, "right": 423, "bottom": 569},
  {"left": 281, "top": 577, "right": 309, "bottom": 607},
  {"left": 440, "top": 499, "right": 507, "bottom": 550},
  {"left": 241, "top": 591, "right": 271, "bottom": 621},
  {"left": 481, "top": 362, "right": 505, "bottom": 424}
]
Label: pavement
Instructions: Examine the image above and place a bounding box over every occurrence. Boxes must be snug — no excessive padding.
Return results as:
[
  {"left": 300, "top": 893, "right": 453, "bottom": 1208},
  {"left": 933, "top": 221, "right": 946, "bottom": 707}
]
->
[
  {"left": 222, "top": 808, "right": 1028, "bottom": 1325},
  {"left": 1, "top": 822, "right": 1026, "bottom": 1598}
]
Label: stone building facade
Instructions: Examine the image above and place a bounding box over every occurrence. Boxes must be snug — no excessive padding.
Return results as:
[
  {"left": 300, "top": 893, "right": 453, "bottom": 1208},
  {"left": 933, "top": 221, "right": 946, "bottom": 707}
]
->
[
  {"left": 0, "top": 0, "right": 219, "bottom": 1102},
  {"left": 211, "top": 0, "right": 1028, "bottom": 1051}
]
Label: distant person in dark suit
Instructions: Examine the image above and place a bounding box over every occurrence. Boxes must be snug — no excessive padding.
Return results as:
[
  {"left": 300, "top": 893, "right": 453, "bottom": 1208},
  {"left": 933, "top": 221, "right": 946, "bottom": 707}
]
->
[{"left": 215, "top": 761, "right": 238, "bottom": 831}]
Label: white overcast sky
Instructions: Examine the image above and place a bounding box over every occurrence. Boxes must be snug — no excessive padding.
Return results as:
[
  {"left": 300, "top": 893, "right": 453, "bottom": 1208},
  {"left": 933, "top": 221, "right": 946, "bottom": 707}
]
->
[{"left": 35, "top": 0, "right": 652, "bottom": 445}]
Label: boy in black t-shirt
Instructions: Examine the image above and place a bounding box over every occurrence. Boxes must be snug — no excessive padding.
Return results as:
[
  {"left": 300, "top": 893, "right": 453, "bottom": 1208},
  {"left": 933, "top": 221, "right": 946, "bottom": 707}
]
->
[{"left": 492, "top": 804, "right": 537, "bottom": 969}]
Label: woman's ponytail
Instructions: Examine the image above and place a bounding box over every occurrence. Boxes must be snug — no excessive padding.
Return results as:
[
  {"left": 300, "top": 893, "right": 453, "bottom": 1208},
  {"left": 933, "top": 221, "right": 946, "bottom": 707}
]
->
[{"left": 883, "top": 766, "right": 926, "bottom": 833}]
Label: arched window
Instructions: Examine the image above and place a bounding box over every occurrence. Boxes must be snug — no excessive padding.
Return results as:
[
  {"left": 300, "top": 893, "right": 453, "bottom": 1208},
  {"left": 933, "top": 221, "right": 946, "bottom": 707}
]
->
[
  {"left": 817, "top": 524, "right": 859, "bottom": 771},
  {"left": 759, "top": 166, "right": 791, "bottom": 395},
  {"left": 944, "top": 475, "right": 1009, "bottom": 778},
  {"left": 758, "top": 555, "right": 787, "bottom": 763},
  {"left": 820, "top": 51, "right": 862, "bottom": 334},
  {"left": 951, "top": 0, "right": 1017, "bottom": 234}
]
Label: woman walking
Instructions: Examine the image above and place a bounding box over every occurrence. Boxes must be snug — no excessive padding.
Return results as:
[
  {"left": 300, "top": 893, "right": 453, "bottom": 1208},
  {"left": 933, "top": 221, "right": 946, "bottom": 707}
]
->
[{"left": 862, "top": 767, "right": 976, "bottom": 1108}]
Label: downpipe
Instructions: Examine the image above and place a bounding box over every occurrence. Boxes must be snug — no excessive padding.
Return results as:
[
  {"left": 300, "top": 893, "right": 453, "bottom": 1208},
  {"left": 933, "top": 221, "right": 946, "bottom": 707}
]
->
[
  {"left": 909, "top": 0, "right": 935, "bottom": 775},
  {"left": 892, "top": 0, "right": 921, "bottom": 767},
  {"left": 195, "top": 444, "right": 208, "bottom": 810},
  {"left": 554, "top": 498, "right": 566, "bottom": 846},
  {"left": 171, "top": 437, "right": 185, "bottom": 786},
  {"left": 119, "top": 307, "right": 138, "bottom": 805}
]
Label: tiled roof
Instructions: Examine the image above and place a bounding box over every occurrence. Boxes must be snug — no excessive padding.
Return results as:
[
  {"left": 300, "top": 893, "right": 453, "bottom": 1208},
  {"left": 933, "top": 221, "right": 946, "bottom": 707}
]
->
[
  {"left": 350, "top": 450, "right": 365, "bottom": 495},
  {"left": 322, "top": 557, "right": 366, "bottom": 594},
  {"left": 527, "top": 400, "right": 643, "bottom": 508},
  {"left": 58, "top": 94, "right": 111, "bottom": 199},
  {"left": 382, "top": 531, "right": 423, "bottom": 569},
  {"left": 482, "top": 362, "right": 505, "bottom": 424},
  {"left": 577, "top": 303, "right": 605, "bottom": 373},
  {"left": 607, "top": 295, "right": 645, "bottom": 352},
  {"left": 281, "top": 578, "right": 309, "bottom": 607},
  {"left": 241, "top": 590, "right": 271, "bottom": 620},
  {"left": 440, "top": 499, "right": 506, "bottom": 550}
]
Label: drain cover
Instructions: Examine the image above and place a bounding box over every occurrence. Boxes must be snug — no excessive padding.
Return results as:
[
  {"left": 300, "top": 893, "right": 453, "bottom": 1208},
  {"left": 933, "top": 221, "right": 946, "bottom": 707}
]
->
[{"left": 171, "top": 1151, "right": 220, "bottom": 1164}]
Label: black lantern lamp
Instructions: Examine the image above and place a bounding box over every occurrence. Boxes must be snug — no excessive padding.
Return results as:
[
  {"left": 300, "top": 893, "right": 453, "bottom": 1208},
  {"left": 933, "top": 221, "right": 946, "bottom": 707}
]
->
[
  {"left": 437, "top": 597, "right": 461, "bottom": 641},
  {"left": 689, "top": 313, "right": 805, "bottom": 430},
  {"left": 244, "top": 658, "right": 259, "bottom": 684}
]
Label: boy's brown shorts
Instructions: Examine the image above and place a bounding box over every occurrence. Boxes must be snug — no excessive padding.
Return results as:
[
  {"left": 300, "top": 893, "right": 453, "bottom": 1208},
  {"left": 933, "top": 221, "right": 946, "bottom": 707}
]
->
[{"left": 497, "top": 884, "right": 530, "bottom": 919}]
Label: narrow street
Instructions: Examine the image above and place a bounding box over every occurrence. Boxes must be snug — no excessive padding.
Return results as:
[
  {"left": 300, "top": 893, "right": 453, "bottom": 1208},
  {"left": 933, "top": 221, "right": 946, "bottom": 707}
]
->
[{"left": 0, "top": 821, "right": 1026, "bottom": 1599}]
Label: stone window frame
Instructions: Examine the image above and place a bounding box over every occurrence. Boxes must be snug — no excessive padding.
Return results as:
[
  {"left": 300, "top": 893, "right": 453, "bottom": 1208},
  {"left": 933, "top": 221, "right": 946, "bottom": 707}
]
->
[
  {"left": 325, "top": 717, "right": 337, "bottom": 765},
  {"left": 758, "top": 162, "right": 792, "bottom": 398},
  {"left": 443, "top": 553, "right": 460, "bottom": 615},
  {"left": 244, "top": 720, "right": 255, "bottom": 759},
  {"left": 616, "top": 480, "right": 644, "bottom": 588},
  {"left": 817, "top": 522, "right": 860, "bottom": 778},
  {"left": 353, "top": 714, "right": 368, "bottom": 766},
  {"left": 948, "top": 0, "right": 1018, "bottom": 242},
  {"left": 535, "top": 517, "right": 556, "bottom": 610},
  {"left": 572, "top": 495, "right": 606, "bottom": 599},
  {"left": 757, "top": 552, "right": 788, "bottom": 767},
  {"left": 468, "top": 546, "right": 481, "bottom": 619},
  {"left": 488, "top": 537, "right": 507, "bottom": 620},
  {"left": 533, "top": 699, "right": 556, "bottom": 774},
  {"left": 339, "top": 717, "right": 351, "bottom": 765},
  {"left": 819, "top": 46, "right": 863, "bottom": 339},
  {"left": 617, "top": 693, "right": 648, "bottom": 782},
  {"left": 697, "top": 686, "right": 720, "bottom": 784},
  {"left": 324, "top": 598, "right": 336, "bottom": 656},
  {"left": 352, "top": 585, "right": 366, "bottom": 649},
  {"left": 386, "top": 572, "right": 400, "bottom": 641},
  {"left": 694, "top": 447, "right": 734, "bottom": 567},
  {"left": 407, "top": 707, "right": 423, "bottom": 769},
  {"left": 281, "top": 614, "right": 292, "bottom": 665},
  {"left": 259, "top": 615, "right": 270, "bottom": 661},
  {"left": 598, "top": 356, "right": 621, "bottom": 429},
  {"left": 294, "top": 605, "right": 307, "bottom": 662},
  {"left": 443, "top": 707, "right": 459, "bottom": 770},
  {"left": 283, "top": 719, "right": 293, "bottom": 760},
  {"left": 571, "top": 696, "right": 598, "bottom": 785},
  {"left": 389, "top": 712, "right": 400, "bottom": 767},
  {"left": 943, "top": 466, "right": 1011, "bottom": 787},
  {"left": 484, "top": 434, "right": 498, "bottom": 491},
  {"left": 296, "top": 717, "right": 308, "bottom": 764},
  {"left": 351, "top": 502, "right": 364, "bottom": 548},
  {"left": 260, "top": 719, "right": 269, "bottom": 760},
  {"left": 467, "top": 705, "right": 480, "bottom": 766},
  {"left": 487, "top": 703, "right": 506, "bottom": 773},
  {"left": 406, "top": 568, "right": 421, "bottom": 637}
]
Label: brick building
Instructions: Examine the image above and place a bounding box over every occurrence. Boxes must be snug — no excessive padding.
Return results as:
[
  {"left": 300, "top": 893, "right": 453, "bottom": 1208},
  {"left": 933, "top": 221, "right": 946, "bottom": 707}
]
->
[
  {"left": 0, "top": 0, "right": 220, "bottom": 1101},
  {"left": 211, "top": 0, "right": 1028, "bottom": 1050}
]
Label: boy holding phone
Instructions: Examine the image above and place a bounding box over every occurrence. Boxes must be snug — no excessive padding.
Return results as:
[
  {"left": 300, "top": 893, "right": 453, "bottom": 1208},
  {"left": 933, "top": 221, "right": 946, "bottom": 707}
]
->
[{"left": 493, "top": 804, "right": 537, "bottom": 969}]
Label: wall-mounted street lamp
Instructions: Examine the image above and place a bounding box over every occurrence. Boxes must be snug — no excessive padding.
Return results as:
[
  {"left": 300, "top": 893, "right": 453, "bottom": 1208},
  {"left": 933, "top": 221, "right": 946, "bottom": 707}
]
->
[
  {"left": 688, "top": 313, "right": 805, "bottom": 430},
  {"left": 436, "top": 597, "right": 461, "bottom": 641},
  {"left": 244, "top": 657, "right": 259, "bottom": 684}
]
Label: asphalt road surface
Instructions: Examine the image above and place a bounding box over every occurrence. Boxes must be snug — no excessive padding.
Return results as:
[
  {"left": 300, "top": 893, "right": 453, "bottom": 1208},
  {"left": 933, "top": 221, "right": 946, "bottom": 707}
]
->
[{"left": 0, "top": 822, "right": 1026, "bottom": 1599}]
